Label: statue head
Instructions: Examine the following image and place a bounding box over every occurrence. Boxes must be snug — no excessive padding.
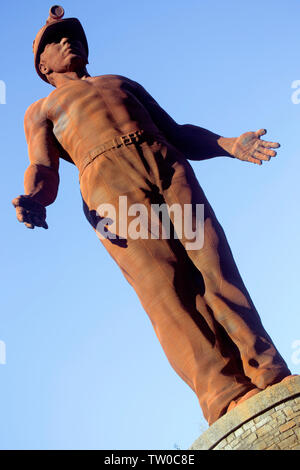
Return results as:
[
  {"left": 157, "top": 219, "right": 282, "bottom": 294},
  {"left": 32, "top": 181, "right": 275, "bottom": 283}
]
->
[{"left": 33, "top": 5, "right": 89, "bottom": 84}]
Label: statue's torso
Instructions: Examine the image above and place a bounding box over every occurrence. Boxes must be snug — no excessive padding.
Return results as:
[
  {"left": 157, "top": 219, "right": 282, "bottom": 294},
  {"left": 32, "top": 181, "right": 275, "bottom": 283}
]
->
[{"left": 41, "top": 75, "right": 162, "bottom": 166}]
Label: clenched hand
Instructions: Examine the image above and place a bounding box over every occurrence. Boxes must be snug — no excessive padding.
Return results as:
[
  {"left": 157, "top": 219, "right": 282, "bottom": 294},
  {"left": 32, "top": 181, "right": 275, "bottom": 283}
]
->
[{"left": 12, "top": 195, "right": 48, "bottom": 229}]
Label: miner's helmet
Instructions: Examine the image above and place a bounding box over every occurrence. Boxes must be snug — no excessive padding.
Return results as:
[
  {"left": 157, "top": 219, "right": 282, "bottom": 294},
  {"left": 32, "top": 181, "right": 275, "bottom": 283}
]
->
[{"left": 33, "top": 5, "right": 89, "bottom": 83}]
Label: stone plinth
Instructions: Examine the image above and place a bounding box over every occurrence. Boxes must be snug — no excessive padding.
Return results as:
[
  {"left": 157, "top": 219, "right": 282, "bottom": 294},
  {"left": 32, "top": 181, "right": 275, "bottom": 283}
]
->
[{"left": 190, "top": 375, "right": 300, "bottom": 450}]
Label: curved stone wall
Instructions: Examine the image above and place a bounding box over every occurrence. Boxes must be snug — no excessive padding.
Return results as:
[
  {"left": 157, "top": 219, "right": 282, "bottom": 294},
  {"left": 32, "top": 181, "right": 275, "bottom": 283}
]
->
[{"left": 190, "top": 375, "right": 300, "bottom": 450}]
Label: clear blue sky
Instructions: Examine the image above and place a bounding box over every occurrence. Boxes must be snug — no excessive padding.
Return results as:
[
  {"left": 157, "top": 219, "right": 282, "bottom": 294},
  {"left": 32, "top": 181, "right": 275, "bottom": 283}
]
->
[{"left": 0, "top": 0, "right": 300, "bottom": 450}]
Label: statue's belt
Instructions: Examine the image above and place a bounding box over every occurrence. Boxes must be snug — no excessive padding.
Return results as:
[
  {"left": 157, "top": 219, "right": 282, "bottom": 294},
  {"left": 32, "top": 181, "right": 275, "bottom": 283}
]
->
[{"left": 78, "top": 130, "right": 164, "bottom": 177}]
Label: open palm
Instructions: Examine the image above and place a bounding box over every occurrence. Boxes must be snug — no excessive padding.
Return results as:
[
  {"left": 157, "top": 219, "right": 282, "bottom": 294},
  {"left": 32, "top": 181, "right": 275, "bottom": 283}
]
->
[{"left": 232, "top": 129, "right": 280, "bottom": 165}]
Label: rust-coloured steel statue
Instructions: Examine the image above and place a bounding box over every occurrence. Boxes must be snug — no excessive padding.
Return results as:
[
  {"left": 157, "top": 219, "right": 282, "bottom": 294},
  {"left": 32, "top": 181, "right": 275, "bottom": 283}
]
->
[{"left": 12, "top": 6, "right": 292, "bottom": 425}]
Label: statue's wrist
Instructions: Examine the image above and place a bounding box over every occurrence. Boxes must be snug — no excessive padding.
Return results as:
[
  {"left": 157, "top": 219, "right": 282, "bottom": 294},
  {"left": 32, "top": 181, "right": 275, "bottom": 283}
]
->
[{"left": 217, "top": 136, "right": 236, "bottom": 158}]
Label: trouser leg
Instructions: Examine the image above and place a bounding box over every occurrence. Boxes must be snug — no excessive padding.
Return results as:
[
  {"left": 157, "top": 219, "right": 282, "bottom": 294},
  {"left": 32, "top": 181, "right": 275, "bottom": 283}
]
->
[{"left": 160, "top": 143, "right": 291, "bottom": 393}]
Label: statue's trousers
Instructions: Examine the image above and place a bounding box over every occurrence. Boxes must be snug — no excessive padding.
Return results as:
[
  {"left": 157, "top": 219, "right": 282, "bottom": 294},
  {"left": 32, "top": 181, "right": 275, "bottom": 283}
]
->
[{"left": 79, "top": 134, "right": 290, "bottom": 424}]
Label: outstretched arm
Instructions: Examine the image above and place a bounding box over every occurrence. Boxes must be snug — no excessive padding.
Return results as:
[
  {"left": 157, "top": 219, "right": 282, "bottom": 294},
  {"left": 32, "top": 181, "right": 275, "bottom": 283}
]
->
[
  {"left": 132, "top": 80, "right": 279, "bottom": 164},
  {"left": 12, "top": 100, "right": 60, "bottom": 229},
  {"left": 172, "top": 125, "right": 279, "bottom": 165}
]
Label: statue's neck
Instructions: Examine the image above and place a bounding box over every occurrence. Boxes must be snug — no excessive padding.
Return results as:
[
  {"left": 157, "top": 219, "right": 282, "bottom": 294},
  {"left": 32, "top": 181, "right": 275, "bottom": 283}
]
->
[{"left": 51, "top": 69, "right": 90, "bottom": 88}]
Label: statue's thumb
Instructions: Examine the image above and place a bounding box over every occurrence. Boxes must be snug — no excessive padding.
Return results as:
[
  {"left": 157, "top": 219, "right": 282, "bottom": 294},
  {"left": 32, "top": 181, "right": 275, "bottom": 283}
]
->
[{"left": 255, "top": 129, "right": 267, "bottom": 137}]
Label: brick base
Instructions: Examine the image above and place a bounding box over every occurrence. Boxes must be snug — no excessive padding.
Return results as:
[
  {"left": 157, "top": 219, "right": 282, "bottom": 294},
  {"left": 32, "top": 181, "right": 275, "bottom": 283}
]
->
[{"left": 190, "top": 375, "right": 300, "bottom": 450}]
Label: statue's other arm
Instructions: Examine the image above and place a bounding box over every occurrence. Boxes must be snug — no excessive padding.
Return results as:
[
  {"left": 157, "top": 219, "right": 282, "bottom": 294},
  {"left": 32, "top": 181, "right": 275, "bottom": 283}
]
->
[
  {"left": 131, "top": 80, "right": 279, "bottom": 165},
  {"left": 12, "top": 100, "right": 60, "bottom": 229}
]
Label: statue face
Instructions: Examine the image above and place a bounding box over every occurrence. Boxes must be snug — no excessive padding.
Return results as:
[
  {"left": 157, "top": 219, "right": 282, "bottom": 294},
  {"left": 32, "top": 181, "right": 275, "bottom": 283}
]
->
[{"left": 39, "top": 36, "right": 88, "bottom": 76}]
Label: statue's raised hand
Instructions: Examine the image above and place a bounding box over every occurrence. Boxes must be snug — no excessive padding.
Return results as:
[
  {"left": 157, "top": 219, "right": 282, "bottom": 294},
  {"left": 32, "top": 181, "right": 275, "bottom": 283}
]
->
[
  {"left": 232, "top": 129, "right": 279, "bottom": 165},
  {"left": 12, "top": 195, "right": 48, "bottom": 229}
]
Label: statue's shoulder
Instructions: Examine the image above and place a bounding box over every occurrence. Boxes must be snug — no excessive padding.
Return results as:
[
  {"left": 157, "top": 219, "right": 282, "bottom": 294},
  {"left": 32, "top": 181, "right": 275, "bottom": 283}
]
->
[
  {"left": 92, "top": 74, "right": 137, "bottom": 85},
  {"left": 24, "top": 97, "right": 47, "bottom": 123},
  {"left": 92, "top": 74, "right": 129, "bottom": 79}
]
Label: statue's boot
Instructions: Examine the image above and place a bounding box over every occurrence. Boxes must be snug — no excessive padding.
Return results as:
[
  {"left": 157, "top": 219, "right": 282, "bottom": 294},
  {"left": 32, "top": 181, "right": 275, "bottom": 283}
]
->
[{"left": 226, "top": 375, "right": 299, "bottom": 414}]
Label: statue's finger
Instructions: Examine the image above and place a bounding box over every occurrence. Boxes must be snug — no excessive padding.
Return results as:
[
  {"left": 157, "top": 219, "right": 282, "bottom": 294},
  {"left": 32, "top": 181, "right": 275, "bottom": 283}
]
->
[
  {"left": 253, "top": 150, "right": 270, "bottom": 161},
  {"left": 23, "top": 211, "right": 36, "bottom": 227},
  {"left": 255, "top": 129, "right": 267, "bottom": 137},
  {"left": 31, "top": 214, "right": 48, "bottom": 229},
  {"left": 247, "top": 155, "right": 262, "bottom": 165},
  {"left": 15, "top": 206, "right": 27, "bottom": 223},
  {"left": 259, "top": 140, "right": 280, "bottom": 149},
  {"left": 12, "top": 196, "right": 22, "bottom": 208},
  {"left": 257, "top": 146, "right": 277, "bottom": 157}
]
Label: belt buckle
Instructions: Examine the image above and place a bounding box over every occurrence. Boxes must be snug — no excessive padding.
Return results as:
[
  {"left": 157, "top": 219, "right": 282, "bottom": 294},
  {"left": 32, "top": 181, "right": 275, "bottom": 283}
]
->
[
  {"left": 121, "top": 134, "right": 133, "bottom": 146},
  {"left": 121, "top": 131, "right": 144, "bottom": 146}
]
